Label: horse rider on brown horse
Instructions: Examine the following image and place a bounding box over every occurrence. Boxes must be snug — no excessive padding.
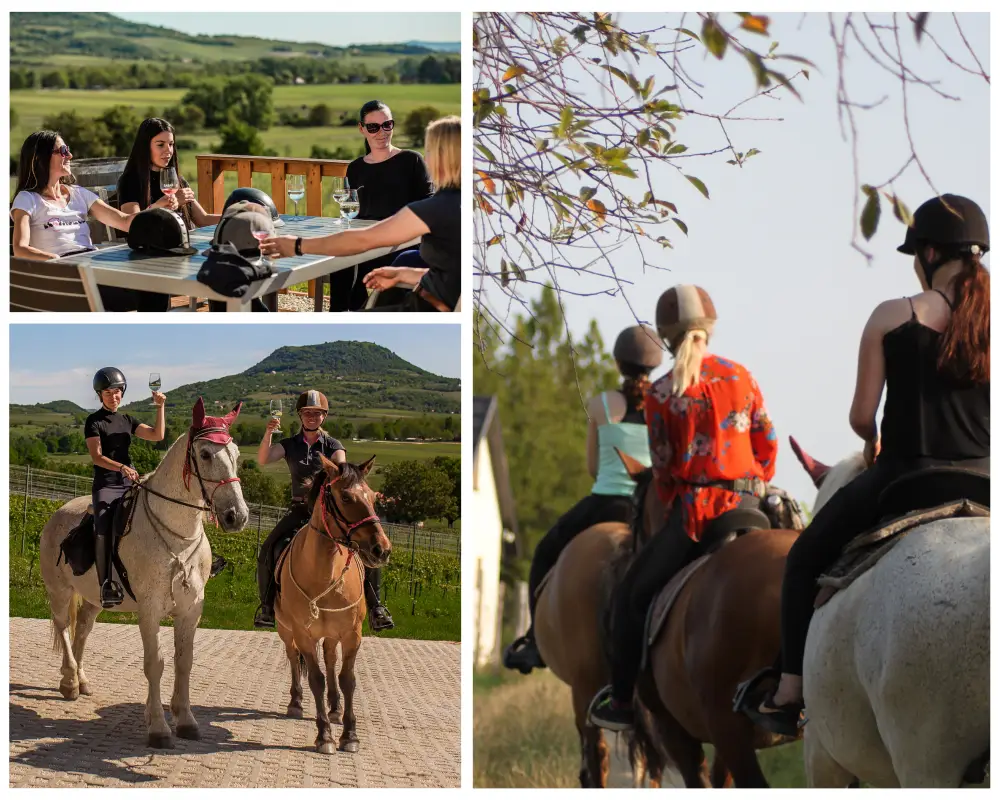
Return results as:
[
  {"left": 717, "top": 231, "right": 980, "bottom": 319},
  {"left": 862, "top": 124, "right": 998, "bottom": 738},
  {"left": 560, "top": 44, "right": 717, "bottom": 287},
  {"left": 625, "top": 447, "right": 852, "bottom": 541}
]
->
[
  {"left": 589, "top": 285, "right": 779, "bottom": 731},
  {"left": 503, "top": 325, "right": 665, "bottom": 674},
  {"left": 252, "top": 389, "right": 394, "bottom": 631}
]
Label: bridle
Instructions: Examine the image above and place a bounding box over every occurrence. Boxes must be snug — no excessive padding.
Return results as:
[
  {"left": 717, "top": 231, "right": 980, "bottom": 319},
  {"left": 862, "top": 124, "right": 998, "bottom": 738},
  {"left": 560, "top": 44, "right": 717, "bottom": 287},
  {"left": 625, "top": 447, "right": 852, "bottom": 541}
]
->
[
  {"left": 172, "top": 425, "right": 242, "bottom": 520},
  {"left": 308, "top": 475, "right": 381, "bottom": 551}
]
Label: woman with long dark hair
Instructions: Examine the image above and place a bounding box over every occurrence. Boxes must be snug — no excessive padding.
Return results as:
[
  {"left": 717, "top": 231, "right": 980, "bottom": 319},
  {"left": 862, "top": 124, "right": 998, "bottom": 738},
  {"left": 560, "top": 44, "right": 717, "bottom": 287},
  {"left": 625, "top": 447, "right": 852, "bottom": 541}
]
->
[
  {"left": 748, "top": 194, "right": 991, "bottom": 737},
  {"left": 327, "top": 100, "right": 433, "bottom": 311},
  {"left": 503, "top": 325, "right": 665, "bottom": 674}
]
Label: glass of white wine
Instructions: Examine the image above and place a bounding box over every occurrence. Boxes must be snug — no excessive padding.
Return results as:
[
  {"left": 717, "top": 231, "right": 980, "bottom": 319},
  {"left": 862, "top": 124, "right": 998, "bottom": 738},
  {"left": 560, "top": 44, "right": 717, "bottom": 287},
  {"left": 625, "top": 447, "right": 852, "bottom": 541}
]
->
[
  {"left": 330, "top": 176, "right": 350, "bottom": 226},
  {"left": 340, "top": 190, "right": 360, "bottom": 229},
  {"left": 269, "top": 399, "right": 283, "bottom": 432},
  {"left": 287, "top": 174, "right": 305, "bottom": 218},
  {"left": 149, "top": 372, "right": 161, "bottom": 394}
]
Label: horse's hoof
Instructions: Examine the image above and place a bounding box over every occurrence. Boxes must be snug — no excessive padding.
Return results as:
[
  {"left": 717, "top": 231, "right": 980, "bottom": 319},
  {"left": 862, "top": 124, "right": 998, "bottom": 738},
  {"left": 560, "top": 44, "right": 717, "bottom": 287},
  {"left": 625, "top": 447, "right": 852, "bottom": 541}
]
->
[
  {"left": 287, "top": 705, "right": 303, "bottom": 719},
  {"left": 317, "top": 741, "right": 336, "bottom": 755},
  {"left": 148, "top": 732, "right": 174, "bottom": 749},
  {"left": 59, "top": 684, "right": 80, "bottom": 701},
  {"left": 339, "top": 738, "right": 359, "bottom": 754},
  {"left": 177, "top": 724, "right": 200, "bottom": 741},
  {"left": 78, "top": 683, "right": 92, "bottom": 696}
]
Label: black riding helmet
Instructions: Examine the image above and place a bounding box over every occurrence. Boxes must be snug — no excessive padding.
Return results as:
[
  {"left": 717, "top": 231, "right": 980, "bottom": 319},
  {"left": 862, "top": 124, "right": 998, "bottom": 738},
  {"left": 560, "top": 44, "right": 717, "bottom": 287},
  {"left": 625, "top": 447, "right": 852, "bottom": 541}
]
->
[
  {"left": 93, "top": 367, "right": 127, "bottom": 398},
  {"left": 613, "top": 324, "right": 665, "bottom": 370},
  {"left": 222, "top": 187, "right": 285, "bottom": 227},
  {"left": 898, "top": 194, "right": 989, "bottom": 284}
]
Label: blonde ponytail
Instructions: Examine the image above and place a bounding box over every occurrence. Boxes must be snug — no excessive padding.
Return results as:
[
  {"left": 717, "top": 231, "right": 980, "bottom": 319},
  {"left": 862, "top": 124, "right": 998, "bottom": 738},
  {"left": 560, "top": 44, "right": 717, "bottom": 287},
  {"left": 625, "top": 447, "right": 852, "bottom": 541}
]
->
[{"left": 668, "top": 329, "right": 708, "bottom": 397}]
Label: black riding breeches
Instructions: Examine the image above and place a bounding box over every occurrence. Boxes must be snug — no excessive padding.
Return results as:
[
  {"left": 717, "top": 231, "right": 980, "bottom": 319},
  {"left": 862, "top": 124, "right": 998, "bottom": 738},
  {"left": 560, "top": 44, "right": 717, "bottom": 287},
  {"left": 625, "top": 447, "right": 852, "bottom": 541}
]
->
[
  {"left": 528, "top": 493, "right": 634, "bottom": 620},
  {"left": 257, "top": 503, "right": 311, "bottom": 603}
]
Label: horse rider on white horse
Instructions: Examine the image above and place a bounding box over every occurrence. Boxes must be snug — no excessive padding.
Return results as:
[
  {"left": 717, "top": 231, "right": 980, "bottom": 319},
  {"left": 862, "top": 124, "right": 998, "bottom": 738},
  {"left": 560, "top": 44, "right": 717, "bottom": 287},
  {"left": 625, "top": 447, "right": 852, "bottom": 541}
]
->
[
  {"left": 747, "top": 194, "right": 991, "bottom": 735},
  {"left": 252, "top": 389, "right": 394, "bottom": 632}
]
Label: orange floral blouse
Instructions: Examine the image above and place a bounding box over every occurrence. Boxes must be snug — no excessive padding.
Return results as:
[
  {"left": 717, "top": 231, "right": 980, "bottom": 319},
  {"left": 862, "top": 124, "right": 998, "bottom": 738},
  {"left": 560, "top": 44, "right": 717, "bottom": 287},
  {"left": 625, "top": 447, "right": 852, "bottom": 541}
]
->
[{"left": 645, "top": 354, "right": 777, "bottom": 542}]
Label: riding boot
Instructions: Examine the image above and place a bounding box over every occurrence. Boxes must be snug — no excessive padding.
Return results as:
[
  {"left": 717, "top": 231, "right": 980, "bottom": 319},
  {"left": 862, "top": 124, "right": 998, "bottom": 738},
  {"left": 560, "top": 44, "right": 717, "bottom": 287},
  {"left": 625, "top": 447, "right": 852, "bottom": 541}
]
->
[
  {"left": 94, "top": 532, "right": 124, "bottom": 609},
  {"left": 253, "top": 540, "right": 279, "bottom": 629},
  {"left": 365, "top": 569, "right": 395, "bottom": 631}
]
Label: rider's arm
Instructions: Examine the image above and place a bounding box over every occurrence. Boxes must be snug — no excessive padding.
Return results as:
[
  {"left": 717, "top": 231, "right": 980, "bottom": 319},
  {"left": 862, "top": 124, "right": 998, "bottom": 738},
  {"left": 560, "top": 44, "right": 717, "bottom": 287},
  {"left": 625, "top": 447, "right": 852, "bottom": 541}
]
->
[
  {"left": 849, "top": 299, "right": 903, "bottom": 444},
  {"left": 331, "top": 449, "right": 347, "bottom": 465},
  {"left": 258, "top": 422, "right": 285, "bottom": 466},
  {"left": 85, "top": 436, "right": 127, "bottom": 474},
  {"left": 134, "top": 406, "right": 165, "bottom": 442},
  {"left": 747, "top": 370, "right": 777, "bottom": 482}
]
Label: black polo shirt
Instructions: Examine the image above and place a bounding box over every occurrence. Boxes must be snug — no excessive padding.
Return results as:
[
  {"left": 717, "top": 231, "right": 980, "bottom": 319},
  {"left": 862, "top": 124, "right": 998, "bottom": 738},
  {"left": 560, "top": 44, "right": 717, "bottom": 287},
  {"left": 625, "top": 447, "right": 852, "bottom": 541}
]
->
[
  {"left": 84, "top": 408, "right": 141, "bottom": 488},
  {"left": 279, "top": 431, "right": 345, "bottom": 500}
]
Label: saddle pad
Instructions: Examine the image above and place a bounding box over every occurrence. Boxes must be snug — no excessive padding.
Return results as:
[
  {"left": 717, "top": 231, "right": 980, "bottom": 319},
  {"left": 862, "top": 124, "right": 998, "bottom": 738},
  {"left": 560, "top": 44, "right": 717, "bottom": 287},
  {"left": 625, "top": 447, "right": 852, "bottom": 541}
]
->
[
  {"left": 640, "top": 554, "right": 712, "bottom": 671},
  {"left": 815, "top": 499, "right": 989, "bottom": 608}
]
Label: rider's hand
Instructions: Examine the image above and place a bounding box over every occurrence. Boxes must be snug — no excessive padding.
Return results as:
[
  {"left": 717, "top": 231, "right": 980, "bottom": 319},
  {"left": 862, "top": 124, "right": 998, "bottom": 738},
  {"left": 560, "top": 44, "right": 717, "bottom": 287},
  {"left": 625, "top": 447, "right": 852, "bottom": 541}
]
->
[
  {"left": 152, "top": 193, "right": 179, "bottom": 212},
  {"left": 177, "top": 187, "right": 196, "bottom": 207},
  {"left": 363, "top": 267, "right": 402, "bottom": 291},
  {"left": 120, "top": 465, "right": 140, "bottom": 482},
  {"left": 863, "top": 437, "right": 880, "bottom": 468},
  {"left": 266, "top": 417, "right": 281, "bottom": 434},
  {"left": 151, "top": 391, "right": 166, "bottom": 407}
]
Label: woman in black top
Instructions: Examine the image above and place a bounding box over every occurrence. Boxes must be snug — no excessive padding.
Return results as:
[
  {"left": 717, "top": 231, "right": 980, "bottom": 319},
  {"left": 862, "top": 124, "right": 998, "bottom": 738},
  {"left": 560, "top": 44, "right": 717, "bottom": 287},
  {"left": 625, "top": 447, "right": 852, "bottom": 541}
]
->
[
  {"left": 85, "top": 367, "right": 166, "bottom": 608},
  {"left": 261, "top": 116, "right": 461, "bottom": 313},
  {"left": 328, "top": 100, "right": 433, "bottom": 311},
  {"left": 752, "top": 194, "right": 991, "bottom": 735}
]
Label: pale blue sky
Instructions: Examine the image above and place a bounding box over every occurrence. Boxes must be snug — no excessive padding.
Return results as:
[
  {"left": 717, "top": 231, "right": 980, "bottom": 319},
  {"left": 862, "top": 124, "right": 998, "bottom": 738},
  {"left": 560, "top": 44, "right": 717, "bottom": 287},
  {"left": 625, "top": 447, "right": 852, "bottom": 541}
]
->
[
  {"left": 115, "top": 12, "right": 459, "bottom": 48},
  {"left": 9, "top": 324, "right": 460, "bottom": 408},
  {"left": 478, "top": 12, "right": 991, "bottom": 506}
]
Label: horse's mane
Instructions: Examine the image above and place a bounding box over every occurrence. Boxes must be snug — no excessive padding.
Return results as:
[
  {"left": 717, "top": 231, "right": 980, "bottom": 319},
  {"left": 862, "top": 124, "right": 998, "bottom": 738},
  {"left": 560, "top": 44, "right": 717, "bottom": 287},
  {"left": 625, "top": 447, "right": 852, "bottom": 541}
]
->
[
  {"left": 304, "top": 461, "right": 367, "bottom": 509},
  {"left": 813, "top": 451, "right": 866, "bottom": 515}
]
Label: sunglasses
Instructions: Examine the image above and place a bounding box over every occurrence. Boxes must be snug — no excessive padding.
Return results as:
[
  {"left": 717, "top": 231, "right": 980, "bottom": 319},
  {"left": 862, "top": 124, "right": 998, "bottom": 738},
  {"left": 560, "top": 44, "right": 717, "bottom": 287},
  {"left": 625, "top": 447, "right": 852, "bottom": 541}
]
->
[
  {"left": 363, "top": 120, "right": 395, "bottom": 134},
  {"left": 53, "top": 145, "right": 72, "bottom": 158}
]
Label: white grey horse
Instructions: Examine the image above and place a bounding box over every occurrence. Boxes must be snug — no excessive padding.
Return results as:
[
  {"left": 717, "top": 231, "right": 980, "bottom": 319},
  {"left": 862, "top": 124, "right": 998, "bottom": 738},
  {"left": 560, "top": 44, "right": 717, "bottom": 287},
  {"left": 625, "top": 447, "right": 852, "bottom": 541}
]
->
[
  {"left": 792, "top": 441, "right": 989, "bottom": 788},
  {"left": 39, "top": 398, "right": 249, "bottom": 748}
]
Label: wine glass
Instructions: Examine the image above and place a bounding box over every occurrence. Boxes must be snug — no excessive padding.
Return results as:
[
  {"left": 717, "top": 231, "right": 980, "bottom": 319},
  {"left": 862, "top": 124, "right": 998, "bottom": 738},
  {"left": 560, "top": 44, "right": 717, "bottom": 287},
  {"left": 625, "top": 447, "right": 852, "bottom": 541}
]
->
[
  {"left": 287, "top": 174, "right": 305, "bottom": 218},
  {"left": 148, "top": 373, "right": 161, "bottom": 397},
  {"left": 340, "top": 190, "right": 359, "bottom": 228},
  {"left": 269, "top": 399, "right": 283, "bottom": 432},
  {"left": 249, "top": 214, "right": 271, "bottom": 266},
  {"left": 330, "top": 176, "right": 350, "bottom": 226},
  {"left": 159, "top": 166, "right": 179, "bottom": 201}
]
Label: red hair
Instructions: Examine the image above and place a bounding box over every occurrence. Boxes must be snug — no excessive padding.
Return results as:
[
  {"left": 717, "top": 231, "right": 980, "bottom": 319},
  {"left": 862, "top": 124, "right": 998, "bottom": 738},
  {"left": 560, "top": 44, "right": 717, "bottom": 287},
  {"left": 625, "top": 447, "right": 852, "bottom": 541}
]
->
[{"left": 938, "top": 254, "right": 989, "bottom": 384}]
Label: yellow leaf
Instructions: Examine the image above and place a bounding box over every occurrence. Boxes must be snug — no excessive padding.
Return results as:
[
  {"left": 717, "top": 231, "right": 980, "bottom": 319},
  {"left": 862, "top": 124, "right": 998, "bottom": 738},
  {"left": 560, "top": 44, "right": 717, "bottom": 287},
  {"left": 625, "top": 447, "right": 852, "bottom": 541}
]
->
[
  {"left": 476, "top": 170, "right": 496, "bottom": 194},
  {"left": 740, "top": 15, "right": 770, "bottom": 35},
  {"left": 502, "top": 64, "right": 529, "bottom": 82},
  {"left": 487, "top": 235, "right": 503, "bottom": 247},
  {"left": 478, "top": 195, "right": 494, "bottom": 215},
  {"left": 587, "top": 198, "right": 607, "bottom": 227}
]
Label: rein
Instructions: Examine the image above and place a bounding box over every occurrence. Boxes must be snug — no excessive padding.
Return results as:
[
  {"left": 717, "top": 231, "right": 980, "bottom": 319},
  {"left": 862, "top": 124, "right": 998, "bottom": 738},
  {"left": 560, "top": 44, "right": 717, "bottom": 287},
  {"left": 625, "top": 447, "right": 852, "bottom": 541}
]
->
[
  {"left": 180, "top": 426, "right": 241, "bottom": 521},
  {"left": 308, "top": 478, "right": 381, "bottom": 549}
]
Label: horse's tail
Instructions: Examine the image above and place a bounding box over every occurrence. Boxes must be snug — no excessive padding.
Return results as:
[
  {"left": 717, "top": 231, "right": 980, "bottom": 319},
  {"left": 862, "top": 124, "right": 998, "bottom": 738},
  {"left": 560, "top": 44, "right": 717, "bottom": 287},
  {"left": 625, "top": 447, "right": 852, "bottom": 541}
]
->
[
  {"left": 52, "top": 591, "right": 80, "bottom": 654},
  {"left": 298, "top": 651, "right": 306, "bottom": 678},
  {"left": 627, "top": 700, "right": 668, "bottom": 787}
]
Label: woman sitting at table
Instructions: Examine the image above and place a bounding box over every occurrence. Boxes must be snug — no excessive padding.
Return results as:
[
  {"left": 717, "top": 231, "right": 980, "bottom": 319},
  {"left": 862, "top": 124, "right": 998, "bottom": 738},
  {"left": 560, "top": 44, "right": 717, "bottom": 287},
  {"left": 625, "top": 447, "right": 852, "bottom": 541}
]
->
[
  {"left": 328, "top": 99, "right": 433, "bottom": 312},
  {"left": 262, "top": 115, "right": 461, "bottom": 313},
  {"left": 10, "top": 130, "right": 153, "bottom": 312}
]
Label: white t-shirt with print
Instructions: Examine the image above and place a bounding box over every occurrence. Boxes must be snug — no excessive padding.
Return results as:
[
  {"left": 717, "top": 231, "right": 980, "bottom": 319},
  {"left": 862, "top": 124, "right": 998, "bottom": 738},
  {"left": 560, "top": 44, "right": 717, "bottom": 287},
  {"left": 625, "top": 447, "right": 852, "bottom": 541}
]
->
[{"left": 10, "top": 185, "right": 100, "bottom": 257}]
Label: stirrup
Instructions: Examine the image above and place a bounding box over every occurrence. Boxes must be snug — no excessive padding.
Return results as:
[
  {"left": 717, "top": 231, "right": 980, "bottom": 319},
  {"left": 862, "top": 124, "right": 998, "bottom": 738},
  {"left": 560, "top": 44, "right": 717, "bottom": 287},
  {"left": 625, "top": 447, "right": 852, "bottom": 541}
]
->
[
  {"left": 100, "top": 580, "right": 124, "bottom": 609},
  {"left": 253, "top": 604, "right": 275, "bottom": 628},
  {"left": 369, "top": 605, "right": 394, "bottom": 632},
  {"left": 210, "top": 554, "right": 227, "bottom": 578}
]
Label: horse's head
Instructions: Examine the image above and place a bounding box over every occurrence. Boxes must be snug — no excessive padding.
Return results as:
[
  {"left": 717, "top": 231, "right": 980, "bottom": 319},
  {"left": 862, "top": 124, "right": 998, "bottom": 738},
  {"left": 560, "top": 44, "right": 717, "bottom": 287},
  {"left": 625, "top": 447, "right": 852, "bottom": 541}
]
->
[
  {"left": 185, "top": 397, "right": 249, "bottom": 532},
  {"left": 616, "top": 448, "right": 665, "bottom": 549},
  {"left": 789, "top": 436, "right": 866, "bottom": 515},
  {"left": 310, "top": 453, "right": 392, "bottom": 569}
]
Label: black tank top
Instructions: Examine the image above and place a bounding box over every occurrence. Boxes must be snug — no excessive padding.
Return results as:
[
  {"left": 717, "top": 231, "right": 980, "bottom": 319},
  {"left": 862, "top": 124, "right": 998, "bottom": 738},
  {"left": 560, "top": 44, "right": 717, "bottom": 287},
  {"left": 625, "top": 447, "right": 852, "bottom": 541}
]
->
[{"left": 880, "top": 297, "right": 990, "bottom": 461}]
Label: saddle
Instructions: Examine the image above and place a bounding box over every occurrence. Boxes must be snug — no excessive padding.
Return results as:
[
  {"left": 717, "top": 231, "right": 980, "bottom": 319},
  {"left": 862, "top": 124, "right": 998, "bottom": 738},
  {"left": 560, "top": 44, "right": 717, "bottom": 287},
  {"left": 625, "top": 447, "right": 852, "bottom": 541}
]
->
[
  {"left": 815, "top": 468, "right": 990, "bottom": 608},
  {"left": 639, "top": 507, "right": 772, "bottom": 670},
  {"left": 56, "top": 491, "right": 139, "bottom": 602},
  {"left": 272, "top": 533, "right": 298, "bottom": 597}
]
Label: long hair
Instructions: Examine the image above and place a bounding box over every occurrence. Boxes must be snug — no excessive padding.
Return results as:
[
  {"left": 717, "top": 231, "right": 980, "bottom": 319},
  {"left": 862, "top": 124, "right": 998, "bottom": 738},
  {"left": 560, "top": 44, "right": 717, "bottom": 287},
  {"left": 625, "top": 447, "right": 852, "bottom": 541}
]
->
[
  {"left": 118, "top": 118, "right": 179, "bottom": 210},
  {"left": 937, "top": 252, "right": 990, "bottom": 384},
  {"left": 668, "top": 329, "right": 709, "bottom": 397},
  {"left": 618, "top": 361, "right": 652, "bottom": 414},
  {"left": 14, "top": 130, "right": 61, "bottom": 196},
  {"left": 359, "top": 100, "right": 390, "bottom": 156},
  {"left": 424, "top": 116, "right": 461, "bottom": 191}
]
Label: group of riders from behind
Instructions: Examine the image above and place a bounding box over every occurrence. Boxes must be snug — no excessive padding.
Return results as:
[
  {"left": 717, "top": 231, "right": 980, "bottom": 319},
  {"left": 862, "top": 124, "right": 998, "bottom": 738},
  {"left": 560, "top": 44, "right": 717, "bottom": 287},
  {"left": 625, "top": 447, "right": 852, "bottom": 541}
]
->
[
  {"left": 84, "top": 372, "right": 394, "bottom": 632},
  {"left": 503, "top": 193, "right": 990, "bottom": 736}
]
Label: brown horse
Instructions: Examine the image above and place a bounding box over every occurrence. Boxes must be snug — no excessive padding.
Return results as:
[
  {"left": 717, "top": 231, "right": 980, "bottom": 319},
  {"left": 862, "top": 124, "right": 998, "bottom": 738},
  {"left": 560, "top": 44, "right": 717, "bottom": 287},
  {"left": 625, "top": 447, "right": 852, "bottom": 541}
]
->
[
  {"left": 274, "top": 454, "right": 391, "bottom": 754},
  {"left": 616, "top": 453, "right": 804, "bottom": 788}
]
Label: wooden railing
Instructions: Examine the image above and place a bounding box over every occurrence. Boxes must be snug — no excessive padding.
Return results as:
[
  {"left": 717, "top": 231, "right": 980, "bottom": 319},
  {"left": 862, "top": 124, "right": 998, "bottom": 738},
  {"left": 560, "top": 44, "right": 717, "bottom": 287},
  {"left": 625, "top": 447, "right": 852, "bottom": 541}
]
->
[{"left": 195, "top": 154, "right": 350, "bottom": 215}]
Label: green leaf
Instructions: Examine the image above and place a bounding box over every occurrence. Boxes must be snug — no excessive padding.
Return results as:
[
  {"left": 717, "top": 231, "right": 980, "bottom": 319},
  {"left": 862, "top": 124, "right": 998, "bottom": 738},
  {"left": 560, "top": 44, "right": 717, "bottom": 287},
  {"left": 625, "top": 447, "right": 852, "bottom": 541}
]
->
[
  {"left": 676, "top": 27, "right": 701, "bottom": 43},
  {"left": 579, "top": 186, "right": 598, "bottom": 202},
  {"left": 535, "top": 138, "right": 549, "bottom": 152},
  {"left": 556, "top": 106, "right": 575, "bottom": 138},
  {"left": 860, "top": 185, "right": 881, "bottom": 240},
  {"left": 743, "top": 50, "right": 769, "bottom": 88},
  {"left": 641, "top": 76, "right": 655, "bottom": 99},
  {"left": 701, "top": 17, "right": 728, "bottom": 60},
  {"left": 891, "top": 194, "right": 914, "bottom": 227},
  {"left": 572, "top": 25, "right": 589, "bottom": 44},
  {"left": 673, "top": 218, "right": 689, "bottom": 235},
  {"left": 666, "top": 143, "right": 688, "bottom": 155},
  {"left": 474, "top": 142, "right": 496, "bottom": 163},
  {"left": 637, "top": 128, "right": 650, "bottom": 148},
  {"left": 608, "top": 163, "right": 638, "bottom": 179},
  {"left": 685, "top": 175, "right": 710, "bottom": 199},
  {"left": 500, "top": 258, "right": 510, "bottom": 287},
  {"left": 642, "top": 190, "right": 654, "bottom": 206},
  {"left": 475, "top": 88, "right": 491, "bottom": 103}
]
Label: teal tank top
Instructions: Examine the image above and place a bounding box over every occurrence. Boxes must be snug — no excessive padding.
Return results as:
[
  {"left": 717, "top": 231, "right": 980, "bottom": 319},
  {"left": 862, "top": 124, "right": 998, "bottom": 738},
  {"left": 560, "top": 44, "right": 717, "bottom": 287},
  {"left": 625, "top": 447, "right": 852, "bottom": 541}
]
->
[{"left": 591, "top": 392, "right": 651, "bottom": 497}]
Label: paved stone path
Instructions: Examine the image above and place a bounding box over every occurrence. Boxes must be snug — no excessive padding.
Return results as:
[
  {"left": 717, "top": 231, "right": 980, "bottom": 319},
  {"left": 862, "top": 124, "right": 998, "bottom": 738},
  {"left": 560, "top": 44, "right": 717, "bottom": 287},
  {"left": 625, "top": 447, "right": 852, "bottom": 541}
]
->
[{"left": 9, "top": 618, "right": 459, "bottom": 788}]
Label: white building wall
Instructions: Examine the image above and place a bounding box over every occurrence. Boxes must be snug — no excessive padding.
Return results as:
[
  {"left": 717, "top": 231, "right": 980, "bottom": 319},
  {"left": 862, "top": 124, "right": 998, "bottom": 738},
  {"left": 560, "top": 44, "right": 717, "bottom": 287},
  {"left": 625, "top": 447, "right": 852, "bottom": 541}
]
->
[{"left": 470, "top": 441, "right": 503, "bottom": 667}]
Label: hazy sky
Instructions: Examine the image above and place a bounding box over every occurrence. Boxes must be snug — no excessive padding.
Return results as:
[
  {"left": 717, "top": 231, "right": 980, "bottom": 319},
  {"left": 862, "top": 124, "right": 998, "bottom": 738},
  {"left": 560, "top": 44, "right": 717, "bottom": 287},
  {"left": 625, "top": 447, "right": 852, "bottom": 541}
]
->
[
  {"left": 478, "top": 12, "right": 990, "bottom": 506},
  {"left": 9, "top": 324, "right": 461, "bottom": 408},
  {"left": 115, "top": 12, "right": 460, "bottom": 47}
]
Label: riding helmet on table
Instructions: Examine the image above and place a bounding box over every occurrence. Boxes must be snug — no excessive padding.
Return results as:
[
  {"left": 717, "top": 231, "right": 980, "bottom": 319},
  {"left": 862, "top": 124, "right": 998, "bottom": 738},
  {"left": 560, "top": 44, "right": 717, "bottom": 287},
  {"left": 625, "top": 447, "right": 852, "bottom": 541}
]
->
[
  {"left": 613, "top": 324, "right": 665, "bottom": 369},
  {"left": 898, "top": 194, "right": 990, "bottom": 284},
  {"left": 93, "top": 367, "right": 127, "bottom": 398},
  {"left": 222, "top": 187, "right": 285, "bottom": 227}
]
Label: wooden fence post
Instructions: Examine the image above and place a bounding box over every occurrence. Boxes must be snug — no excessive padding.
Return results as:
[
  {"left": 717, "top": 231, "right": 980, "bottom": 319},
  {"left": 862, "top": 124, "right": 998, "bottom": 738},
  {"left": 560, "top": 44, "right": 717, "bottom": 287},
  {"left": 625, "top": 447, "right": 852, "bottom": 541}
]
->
[{"left": 21, "top": 465, "right": 31, "bottom": 555}]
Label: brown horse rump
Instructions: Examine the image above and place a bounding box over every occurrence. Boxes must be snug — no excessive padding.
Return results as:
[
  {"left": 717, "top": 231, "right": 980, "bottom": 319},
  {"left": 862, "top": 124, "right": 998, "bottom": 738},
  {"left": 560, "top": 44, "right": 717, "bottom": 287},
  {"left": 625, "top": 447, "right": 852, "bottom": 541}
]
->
[
  {"left": 814, "top": 499, "right": 989, "bottom": 608},
  {"left": 639, "top": 554, "right": 712, "bottom": 672}
]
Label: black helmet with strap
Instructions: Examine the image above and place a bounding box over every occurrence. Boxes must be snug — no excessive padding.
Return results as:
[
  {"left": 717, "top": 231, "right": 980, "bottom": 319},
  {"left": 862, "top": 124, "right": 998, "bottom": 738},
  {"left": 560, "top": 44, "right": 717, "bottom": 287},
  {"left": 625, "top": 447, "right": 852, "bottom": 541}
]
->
[
  {"left": 613, "top": 324, "right": 664, "bottom": 370},
  {"left": 898, "top": 194, "right": 989, "bottom": 284},
  {"left": 93, "top": 367, "right": 127, "bottom": 397},
  {"left": 296, "top": 390, "right": 329, "bottom": 413}
]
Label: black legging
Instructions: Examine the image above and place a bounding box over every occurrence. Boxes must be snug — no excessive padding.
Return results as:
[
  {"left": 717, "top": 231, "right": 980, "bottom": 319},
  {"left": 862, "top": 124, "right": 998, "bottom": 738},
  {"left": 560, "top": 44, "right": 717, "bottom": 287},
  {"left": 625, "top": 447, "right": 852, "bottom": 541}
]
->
[
  {"left": 610, "top": 494, "right": 761, "bottom": 702},
  {"left": 528, "top": 493, "right": 634, "bottom": 621},
  {"left": 257, "top": 503, "right": 385, "bottom": 610},
  {"left": 780, "top": 454, "right": 990, "bottom": 676},
  {"left": 99, "top": 286, "right": 170, "bottom": 312},
  {"left": 92, "top": 480, "right": 132, "bottom": 587}
]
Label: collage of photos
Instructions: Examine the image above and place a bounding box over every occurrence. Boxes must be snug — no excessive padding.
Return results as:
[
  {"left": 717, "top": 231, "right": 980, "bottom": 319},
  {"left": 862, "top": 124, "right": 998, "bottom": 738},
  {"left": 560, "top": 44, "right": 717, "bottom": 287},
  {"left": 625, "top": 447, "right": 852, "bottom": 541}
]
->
[{"left": 4, "top": 8, "right": 993, "bottom": 795}]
